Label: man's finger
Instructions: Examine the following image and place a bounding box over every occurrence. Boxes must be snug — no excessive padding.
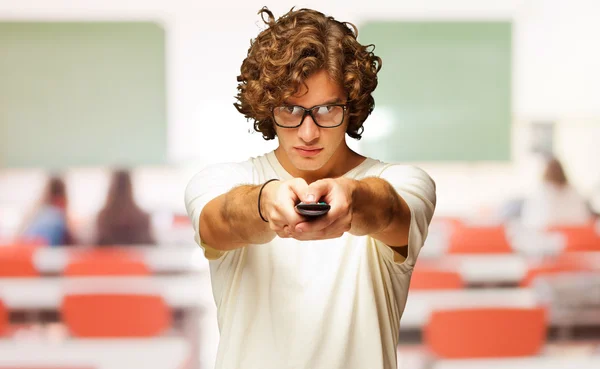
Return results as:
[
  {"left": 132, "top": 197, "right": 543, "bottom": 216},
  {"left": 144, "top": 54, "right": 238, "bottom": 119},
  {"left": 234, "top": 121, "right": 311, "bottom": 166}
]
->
[
  {"left": 271, "top": 201, "right": 304, "bottom": 228},
  {"left": 292, "top": 215, "right": 351, "bottom": 239},
  {"left": 287, "top": 178, "right": 310, "bottom": 200},
  {"left": 300, "top": 179, "right": 331, "bottom": 204},
  {"left": 294, "top": 213, "right": 336, "bottom": 233}
]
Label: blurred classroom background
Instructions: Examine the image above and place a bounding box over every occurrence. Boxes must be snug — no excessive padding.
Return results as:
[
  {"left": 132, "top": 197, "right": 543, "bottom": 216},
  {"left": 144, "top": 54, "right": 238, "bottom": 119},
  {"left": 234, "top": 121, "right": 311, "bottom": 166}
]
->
[{"left": 1, "top": 0, "right": 600, "bottom": 368}]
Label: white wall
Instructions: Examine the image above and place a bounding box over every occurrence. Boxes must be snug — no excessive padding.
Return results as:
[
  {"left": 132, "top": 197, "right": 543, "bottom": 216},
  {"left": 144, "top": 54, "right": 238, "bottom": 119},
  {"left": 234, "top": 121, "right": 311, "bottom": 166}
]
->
[
  {"left": 515, "top": 0, "right": 600, "bottom": 119},
  {"left": 1, "top": 0, "right": 599, "bottom": 218}
]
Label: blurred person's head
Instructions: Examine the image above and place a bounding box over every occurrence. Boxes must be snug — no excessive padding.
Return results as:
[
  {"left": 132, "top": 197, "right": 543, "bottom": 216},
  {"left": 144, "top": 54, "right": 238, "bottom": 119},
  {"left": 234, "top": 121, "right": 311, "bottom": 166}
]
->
[
  {"left": 105, "top": 169, "right": 135, "bottom": 207},
  {"left": 96, "top": 169, "right": 154, "bottom": 245},
  {"left": 543, "top": 157, "right": 568, "bottom": 188},
  {"left": 43, "top": 175, "right": 68, "bottom": 209},
  {"left": 234, "top": 7, "right": 381, "bottom": 176}
]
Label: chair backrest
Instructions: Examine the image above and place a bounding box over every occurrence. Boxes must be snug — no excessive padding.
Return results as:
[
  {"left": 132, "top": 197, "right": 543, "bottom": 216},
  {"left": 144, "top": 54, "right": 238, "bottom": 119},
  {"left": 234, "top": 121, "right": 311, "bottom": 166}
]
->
[
  {"left": 410, "top": 269, "right": 464, "bottom": 290},
  {"left": 0, "top": 300, "right": 7, "bottom": 337},
  {"left": 172, "top": 214, "right": 191, "bottom": 228},
  {"left": 431, "top": 217, "right": 463, "bottom": 231},
  {"left": 551, "top": 226, "right": 600, "bottom": 252},
  {"left": 448, "top": 225, "right": 512, "bottom": 254},
  {"left": 62, "top": 294, "right": 170, "bottom": 338},
  {"left": 64, "top": 249, "right": 149, "bottom": 276},
  {"left": 521, "top": 259, "right": 591, "bottom": 287},
  {"left": 424, "top": 307, "right": 547, "bottom": 359},
  {"left": 0, "top": 237, "right": 47, "bottom": 247},
  {"left": 0, "top": 245, "right": 39, "bottom": 277}
]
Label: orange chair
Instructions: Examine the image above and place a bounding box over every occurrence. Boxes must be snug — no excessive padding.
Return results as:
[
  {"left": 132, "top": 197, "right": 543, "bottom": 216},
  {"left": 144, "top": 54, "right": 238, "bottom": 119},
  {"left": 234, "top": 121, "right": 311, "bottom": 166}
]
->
[
  {"left": 0, "top": 237, "right": 47, "bottom": 247},
  {"left": 172, "top": 214, "right": 191, "bottom": 228},
  {"left": 0, "top": 245, "right": 39, "bottom": 277},
  {"left": 410, "top": 269, "right": 464, "bottom": 290},
  {"left": 424, "top": 307, "right": 547, "bottom": 359},
  {"left": 64, "top": 249, "right": 149, "bottom": 276},
  {"left": 62, "top": 294, "right": 171, "bottom": 338},
  {"left": 0, "top": 300, "right": 7, "bottom": 337},
  {"left": 448, "top": 225, "right": 512, "bottom": 254},
  {"left": 550, "top": 225, "right": 600, "bottom": 252},
  {"left": 431, "top": 217, "right": 463, "bottom": 230}
]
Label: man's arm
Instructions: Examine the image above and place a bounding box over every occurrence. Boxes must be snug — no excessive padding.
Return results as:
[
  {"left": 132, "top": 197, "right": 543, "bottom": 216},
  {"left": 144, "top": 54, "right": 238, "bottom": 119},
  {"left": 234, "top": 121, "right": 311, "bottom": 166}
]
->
[
  {"left": 292, "top": 166, "right": 435, "bottom": 260},
  {"left": 200, "top": 184, "right": 276, "bottom": 251},
  {"left": 351, "top": 166, "right": 436, "bottom": 262},
  {"left": 350, "top": 177, "right": 411, "bottom": 246},
  {"left": 291, "top": 177, "right": 408, "bottom": 245},
  {"left": 199, "top": 178, "right": 311, "bottom": 251}
]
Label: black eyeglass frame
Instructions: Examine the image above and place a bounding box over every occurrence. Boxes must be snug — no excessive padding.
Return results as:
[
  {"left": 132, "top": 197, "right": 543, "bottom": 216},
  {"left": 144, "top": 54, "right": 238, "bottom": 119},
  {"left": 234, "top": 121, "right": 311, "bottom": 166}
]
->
[{"left": 271, "top": 103, "right": 348, "bottom": 128}]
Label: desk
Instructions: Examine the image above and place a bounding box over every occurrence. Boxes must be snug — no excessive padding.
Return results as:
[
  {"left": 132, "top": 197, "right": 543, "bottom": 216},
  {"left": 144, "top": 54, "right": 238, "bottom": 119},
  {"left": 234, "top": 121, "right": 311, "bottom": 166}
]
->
[
  {"left": 433, "top": 356, "right": 600, "bottom": 369},
  {"left": 0, "top": 275, "right": 210, "bottom": 310},
  {"left": 0, "top": 338, "right": 188, "bottom": 369},
  {"left": 401, "top": 288, "right": 537, "bottom": 329},
  {"left": 441, "top": 255, "right": 527, "bottom": 284},
  {"left": 418, "top": 252, "right": 600, "bottom": 285},
  {"left": 33, "top": 246, "right": 207, "bottom": 274}
]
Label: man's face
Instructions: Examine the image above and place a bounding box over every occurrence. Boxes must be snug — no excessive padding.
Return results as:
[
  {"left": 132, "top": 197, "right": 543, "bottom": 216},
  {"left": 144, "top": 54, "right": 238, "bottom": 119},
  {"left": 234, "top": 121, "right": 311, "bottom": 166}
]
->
[{"left": 274, "top": 70, "right": 348, "bottom": 173}]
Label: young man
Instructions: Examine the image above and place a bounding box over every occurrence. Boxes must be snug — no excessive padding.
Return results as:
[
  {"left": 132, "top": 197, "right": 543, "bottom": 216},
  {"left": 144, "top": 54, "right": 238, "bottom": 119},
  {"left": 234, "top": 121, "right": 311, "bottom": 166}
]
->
[{"left": 185, "top": 7, "right": 436, "bottom": 369}]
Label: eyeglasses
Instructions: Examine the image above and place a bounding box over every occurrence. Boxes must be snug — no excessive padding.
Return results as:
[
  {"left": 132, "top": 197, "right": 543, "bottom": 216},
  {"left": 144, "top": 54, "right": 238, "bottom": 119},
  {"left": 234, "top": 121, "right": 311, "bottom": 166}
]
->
[{"left": 272, "top": 103, "right": 347, "bottom": 128}]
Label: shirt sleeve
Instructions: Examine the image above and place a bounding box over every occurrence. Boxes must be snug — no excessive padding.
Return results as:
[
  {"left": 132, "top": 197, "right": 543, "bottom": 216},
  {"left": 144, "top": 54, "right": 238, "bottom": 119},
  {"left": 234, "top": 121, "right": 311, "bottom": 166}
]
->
[
  {"left": 184, "top": 162, "right": 254, "bottom": 260},
  {"left": 370, "top": 164, "right": 437, "bottom": 273}
]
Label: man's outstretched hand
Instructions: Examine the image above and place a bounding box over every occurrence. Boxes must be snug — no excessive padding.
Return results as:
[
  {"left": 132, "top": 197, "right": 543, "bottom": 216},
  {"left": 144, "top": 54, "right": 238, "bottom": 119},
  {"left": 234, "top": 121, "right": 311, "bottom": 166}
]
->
[{"left": 262, "top": 177, "right": 357, "bottom": 241}]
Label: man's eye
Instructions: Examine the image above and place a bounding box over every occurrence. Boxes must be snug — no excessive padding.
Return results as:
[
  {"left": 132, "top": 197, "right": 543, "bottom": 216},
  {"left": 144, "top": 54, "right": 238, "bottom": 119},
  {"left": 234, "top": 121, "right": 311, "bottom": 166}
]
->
[{"left": 284, "top": 106, "right": 302, "bottom": 114}]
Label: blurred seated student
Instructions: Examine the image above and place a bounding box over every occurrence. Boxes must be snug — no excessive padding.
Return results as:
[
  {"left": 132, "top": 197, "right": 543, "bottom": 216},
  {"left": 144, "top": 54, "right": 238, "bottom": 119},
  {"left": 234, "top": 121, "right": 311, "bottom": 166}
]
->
[
  {"left": 521, "top": 157, "right": 592, "bottom": 229},
  {"left": 95, "top": 170, "right": 155, "bottom": 246},
  {"left": 497, "top": 197, "right": 525, "bottom": 222},
  {"left": 19, "top": 175, "right": 75, "bottom": 246}
]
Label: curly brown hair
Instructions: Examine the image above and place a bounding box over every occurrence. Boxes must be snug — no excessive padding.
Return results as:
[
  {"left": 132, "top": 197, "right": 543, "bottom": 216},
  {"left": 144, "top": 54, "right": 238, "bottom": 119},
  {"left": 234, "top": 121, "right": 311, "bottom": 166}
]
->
[{"left": 234, "top": 7, "right": 382, "bottom": 140}]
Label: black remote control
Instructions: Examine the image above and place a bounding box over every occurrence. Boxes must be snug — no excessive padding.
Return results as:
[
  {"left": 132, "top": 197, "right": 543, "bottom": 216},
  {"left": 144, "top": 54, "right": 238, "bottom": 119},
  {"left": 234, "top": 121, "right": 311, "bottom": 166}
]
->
[{"left": 295, "top": 202, "right": 331, "bottom": 217}]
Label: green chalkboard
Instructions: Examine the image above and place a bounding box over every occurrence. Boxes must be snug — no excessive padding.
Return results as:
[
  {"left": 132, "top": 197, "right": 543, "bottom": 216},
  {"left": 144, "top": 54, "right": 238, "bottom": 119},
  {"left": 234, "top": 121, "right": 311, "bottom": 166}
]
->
[
  {"left": 0, "top": 22, "right": 166, "bottom": 168},
  {"left": 358, "top": 21, "right": 512, "bottom": 161}
]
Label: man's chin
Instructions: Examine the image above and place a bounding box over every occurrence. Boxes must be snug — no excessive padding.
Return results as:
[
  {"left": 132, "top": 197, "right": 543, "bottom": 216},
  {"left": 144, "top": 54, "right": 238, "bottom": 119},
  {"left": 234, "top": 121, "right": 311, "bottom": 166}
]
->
[{"left": 291, "top": 158, "right": 324, "bottom": 172}]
